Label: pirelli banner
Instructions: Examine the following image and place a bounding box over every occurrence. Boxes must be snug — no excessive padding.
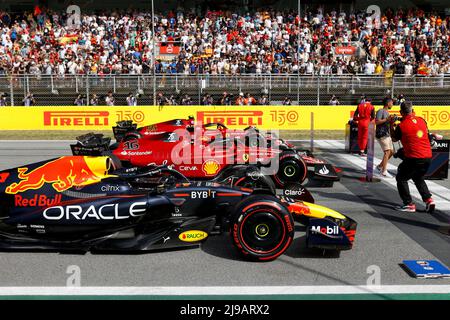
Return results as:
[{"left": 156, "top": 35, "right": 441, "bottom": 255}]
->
[{"left": 0, "top": 106, "right": 449, "bottom": 131}]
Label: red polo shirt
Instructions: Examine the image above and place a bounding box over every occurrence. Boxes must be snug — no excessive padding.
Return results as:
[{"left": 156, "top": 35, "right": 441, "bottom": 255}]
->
[{"left": 394, "top": 113, "right": 432, "bottom": 159}]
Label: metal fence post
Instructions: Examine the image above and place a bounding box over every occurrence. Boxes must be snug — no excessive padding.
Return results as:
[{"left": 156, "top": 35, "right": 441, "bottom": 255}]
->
[
  {"left": 288, "top": 76, "right": 291, "bottom": 94},
  {"left": 86, "top": 74, "right": 90, "bottom": 106},
  {"left": 10, "top": 76, "right": 14, "bottom": 106},
  {"left": 50, "top": 75, "right": 54, "bottom": 94},
  {"left": 23, "top": 75, "right": 27, "bottom": 98},
  {"left": 391, "top": 76, "right": 395, "bottom": 99},
  {"left": 310, "top": 112, "right": 314, "bottom": 152},
  {"left": 198, "top": 75, "right": 201, "bottom": 104},
  {"left": 316, "top": 76, "right": 320, "bottom": 106},
  {"left": 137, "top": 75, "right": 141, "bottom": 94},
  {"left": 175, "top": 74, "right": 178, "bottom": 92}
]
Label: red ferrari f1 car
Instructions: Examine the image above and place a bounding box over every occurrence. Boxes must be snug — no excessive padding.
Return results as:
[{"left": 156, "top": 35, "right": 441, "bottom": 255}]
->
[{"left": 71, "top": 118, "right": 340, "bottom": 192}]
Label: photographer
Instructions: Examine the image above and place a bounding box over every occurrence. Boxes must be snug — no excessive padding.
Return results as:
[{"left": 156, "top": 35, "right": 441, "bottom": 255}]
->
[
  {"left": 202, "top": 94, "right": 214, "bottom": 106},
  {"left": 90, "top": 94, "right": 99, "bottom": 106},
  {"left": 74, "top": 94, "right": 86, "bottom": 106},
  {"left": 105, "top": 91, "right": 115, "bottom": 106},
  {"left": 329, "top": 95, "right": 340, "bottom": 106},
  {"left": 375, "top": 97, "right": 394, "bottom": 177},
  {"left": 0, "top": 93, "right": 7, "bottom": 106},
  {"left": 180, "top": 94, "right": 193, "bottom": 105},
  {"left": 220, "top": 92, "right": 232, "bottom": 105},
  {"left": 282, "top": 96, "right": 292, "bottom": 105},
  {"left": 391, "top": 101, "right": 435, "bottom": 213},
  {"left": 126, "top": 92, "right": 138, "bottom": 106},
  {"left": 23, "top": 92, "right": 36, "bottom": 106}
]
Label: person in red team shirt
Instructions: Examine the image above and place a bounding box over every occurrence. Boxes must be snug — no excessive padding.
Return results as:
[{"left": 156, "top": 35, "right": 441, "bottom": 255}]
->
[
  {"left": 391, "top": 101, "right": 434, "bottom": 213},
  {"left": 353, "top": 97, "right": 375, "bottom": 156}
]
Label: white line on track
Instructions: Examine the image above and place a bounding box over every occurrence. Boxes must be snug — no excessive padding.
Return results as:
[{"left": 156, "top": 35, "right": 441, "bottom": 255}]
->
[
  {"left": 0, "top": 285, "right": 449, "bottom": 296},
  {"left": 315, "top": 140, "right": 450, "bottom": 211}
]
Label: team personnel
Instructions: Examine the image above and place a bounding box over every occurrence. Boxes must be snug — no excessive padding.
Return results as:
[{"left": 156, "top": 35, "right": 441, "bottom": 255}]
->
[
  {"left": 353, "top": 97, "right": 375, "bottom": 156},
  {"left": 391, "top": 101, "right": 435, "bottom": 213},
  {"left": 375, "top": 97, "right": 394, "bottom": 177}
]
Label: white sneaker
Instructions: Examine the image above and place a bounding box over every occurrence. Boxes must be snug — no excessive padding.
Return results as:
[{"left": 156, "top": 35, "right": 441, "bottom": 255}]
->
[{"left": 381, "top": 171, "right": 393, "bottom": 178}]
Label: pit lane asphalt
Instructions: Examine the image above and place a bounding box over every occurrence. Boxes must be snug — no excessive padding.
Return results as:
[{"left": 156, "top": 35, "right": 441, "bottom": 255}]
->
[{"left": 0, "top": 140, "right": 449, "bottom": 288}]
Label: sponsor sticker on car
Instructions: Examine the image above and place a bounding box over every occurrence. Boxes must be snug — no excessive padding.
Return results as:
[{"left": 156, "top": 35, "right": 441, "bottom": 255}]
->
[{"left": 178, "top": 230, "right": 208, "bottom": 242}]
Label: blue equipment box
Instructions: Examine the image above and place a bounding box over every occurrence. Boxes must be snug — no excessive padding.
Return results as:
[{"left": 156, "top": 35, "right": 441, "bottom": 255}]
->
[{"left": 403, "top": 260, "right": 450, "bottom": 278}]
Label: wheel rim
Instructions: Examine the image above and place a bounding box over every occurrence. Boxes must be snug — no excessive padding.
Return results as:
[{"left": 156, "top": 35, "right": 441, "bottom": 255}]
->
[
  {"left": 255, "top": 224, "right": 270, "bottom": 237},
  {"left": 241, "top": 210, "right": 283, "bottom": 253},
  {"left": 283, "top": 165, "right": 297, "bottom": 177}
]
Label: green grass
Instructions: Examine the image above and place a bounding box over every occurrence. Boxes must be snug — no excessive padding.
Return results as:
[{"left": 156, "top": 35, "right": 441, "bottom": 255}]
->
[{"left": 0, "top": 130, "right": 449, "bottom": 141}]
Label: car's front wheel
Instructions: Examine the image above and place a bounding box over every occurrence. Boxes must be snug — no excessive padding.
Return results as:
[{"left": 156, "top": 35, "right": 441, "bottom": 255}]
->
[{"left": 231, "top": 195, "right": 294, "bottom": 261}]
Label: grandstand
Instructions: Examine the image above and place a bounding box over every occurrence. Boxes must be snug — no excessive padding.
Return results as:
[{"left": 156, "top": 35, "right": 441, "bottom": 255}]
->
[{"left": 0, "top": 0, "right": 449, "bottom": 105}]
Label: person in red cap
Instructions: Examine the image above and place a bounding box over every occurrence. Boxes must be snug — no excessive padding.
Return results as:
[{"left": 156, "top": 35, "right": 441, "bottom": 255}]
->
[{"left": 353, "top": 96, "right": 375, "bottom": 156}]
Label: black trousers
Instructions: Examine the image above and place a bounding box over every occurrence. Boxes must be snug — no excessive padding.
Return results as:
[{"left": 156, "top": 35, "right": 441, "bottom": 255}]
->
[{"left": 396, "top": 158, "right": 432, "bottom": 205}]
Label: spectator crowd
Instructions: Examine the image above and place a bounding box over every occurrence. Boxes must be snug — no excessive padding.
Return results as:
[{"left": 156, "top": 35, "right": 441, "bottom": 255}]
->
[{"left": 0, "top": 6, "right": 449, "bottom": 78}]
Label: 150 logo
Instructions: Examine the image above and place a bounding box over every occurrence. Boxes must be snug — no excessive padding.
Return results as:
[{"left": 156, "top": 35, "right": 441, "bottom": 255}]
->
[
  {"left": 116, "top": 110, "right": 145, "bottom": 124},
  {"left": 270, "top": 110, "right": 299, "bottom": 126},
  {"left": 421, "top": 110, "right": 450, "bottom": 127}
]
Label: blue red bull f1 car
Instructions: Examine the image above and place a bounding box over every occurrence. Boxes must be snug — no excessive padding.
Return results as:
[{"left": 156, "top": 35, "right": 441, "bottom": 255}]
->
[{"left": 0, "top": 156, "right": 356, "bottom": 261}]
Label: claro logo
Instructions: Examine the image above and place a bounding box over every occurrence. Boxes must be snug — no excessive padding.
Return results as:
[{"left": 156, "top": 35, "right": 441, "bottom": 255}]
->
[
  {"left": 197, "top": 111, "right": 263, "bottom": 126},
  {"left": 178, "top": 230, "right": 208, "bottom": 242},
  {"left": 44, "top": 111, "right": 109, "bottom": 127}
]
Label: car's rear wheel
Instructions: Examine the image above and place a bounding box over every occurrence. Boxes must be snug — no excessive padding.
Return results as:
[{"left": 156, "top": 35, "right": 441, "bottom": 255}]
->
[
  {"left": 231, "top": 195, "right": 294, "bottom": 261},
  {"left": 273, "top": 154, "right": 307, "bottom": 187},
  {"left": 123, "top": 132, "right": 141, "bottom": 142},
  {"left": 233, "top": 174, "right": 276, "bottom": 194}
]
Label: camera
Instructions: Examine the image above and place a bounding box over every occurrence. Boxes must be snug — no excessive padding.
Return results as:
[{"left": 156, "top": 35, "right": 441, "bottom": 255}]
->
[{"left": 393, "top": 147, "right": 405, "bottom": 160}]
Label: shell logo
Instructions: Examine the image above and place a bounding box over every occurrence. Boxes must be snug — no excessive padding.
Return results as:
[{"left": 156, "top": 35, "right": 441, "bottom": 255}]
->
[
  {"left": 202, "top": 160, "right": 220, "bottom": 176},
  {"left": 179, "top": 230, "right": 208, "bottom": 242},
  {"left": 417, "top": 130, "right": 424, "bottom": 138}
]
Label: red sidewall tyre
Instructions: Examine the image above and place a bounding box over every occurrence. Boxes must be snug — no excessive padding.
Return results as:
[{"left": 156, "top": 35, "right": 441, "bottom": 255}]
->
[
  {"left": 231, "top": 195, "right": 294, "bottom": 261},
  {"left": 273, "top": 154, "right": 307, "bottom": 187}
]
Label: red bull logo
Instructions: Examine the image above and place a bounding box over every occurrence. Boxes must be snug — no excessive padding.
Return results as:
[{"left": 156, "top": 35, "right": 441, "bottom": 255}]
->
[
  {"left": 0, "top": 172, "right": 9, "bottom": 183},
  {"left": 15, "top": 194, "right": 62, "bottom": 207},
  {"left": 6, "top": 157, "right": 108, "bottom": 194},
  {"left": 288, "top": 202, "right": 311, "bottom": 216}
]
